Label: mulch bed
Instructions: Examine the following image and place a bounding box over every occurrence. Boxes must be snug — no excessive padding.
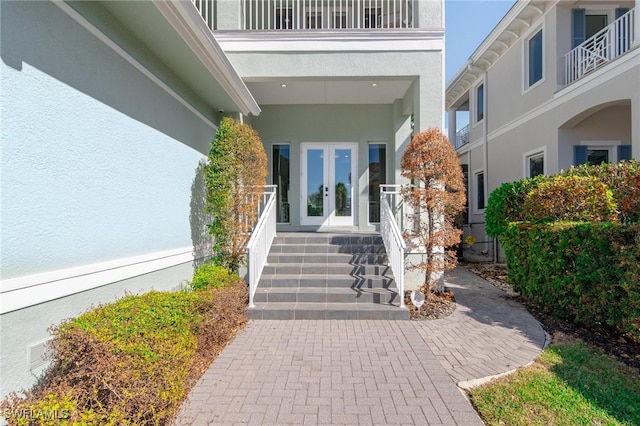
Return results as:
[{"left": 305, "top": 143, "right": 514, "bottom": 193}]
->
[
  {"left": 405, "top": 289, "right": 457, "bottom": 320},
  {"left": 459, "top": 262, "right": 640, "bottom": 372}
]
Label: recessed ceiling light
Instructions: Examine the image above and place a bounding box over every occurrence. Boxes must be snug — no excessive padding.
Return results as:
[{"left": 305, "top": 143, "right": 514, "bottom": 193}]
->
[
  {"left": 371, "top": 83, "right": 378, "bottom": 87},
  {"left": 281, "top": 83, "right": 287, "bottom": 88}
]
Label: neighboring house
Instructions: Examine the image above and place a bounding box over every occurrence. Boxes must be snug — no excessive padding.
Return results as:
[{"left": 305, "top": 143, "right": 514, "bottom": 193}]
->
[
  {"left": 446, "top": 0, "right": 639, "bottom": 261},
  {"left": 1, "top": 0, "right": 443, "bottom": 395}
]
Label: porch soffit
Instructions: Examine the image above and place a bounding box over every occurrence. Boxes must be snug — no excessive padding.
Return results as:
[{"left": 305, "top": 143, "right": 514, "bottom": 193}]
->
[
  {"left": 100, "top": 1, "right": 260, "bottom": 116},
  {"left": 244, "top": 78, "right": 414, "bottom": 105}
]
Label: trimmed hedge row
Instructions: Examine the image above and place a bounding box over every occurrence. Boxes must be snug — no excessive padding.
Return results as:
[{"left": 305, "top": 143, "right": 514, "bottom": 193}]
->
[
  {"left": 486, "top": 160, "right": 640, "bottom": 238},
  {"left": 486, "top": 161, "right": 640, "bottom": 339},
  {"left": 503, "top": 222, "right": 640, "bottom": 337}
]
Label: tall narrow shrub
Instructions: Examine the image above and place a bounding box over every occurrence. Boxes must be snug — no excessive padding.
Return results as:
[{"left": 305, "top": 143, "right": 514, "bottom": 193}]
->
[
  {"left": 400, "top": 128, "right": 466, "bottom": 293},
  {"left": 205, "top": 117, "right": 267, "bottom": 272}
]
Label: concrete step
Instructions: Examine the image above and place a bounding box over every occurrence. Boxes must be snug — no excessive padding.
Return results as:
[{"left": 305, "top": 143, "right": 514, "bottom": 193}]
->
[
  {"left": 262, "top": 263, "right": 391, "bottom": 276},
  {"left": 258, "top": 273, "right": 394, "bottom": 288},
  {"left": 266, "top": 253, "right": 388, "bottom": 265},
  {"left": 270, "top": 243, "right": 386, "bottom": 254},
  {"left": 253, "top": 286, "right": 400, "bottom": 304},
  {"left": 246, "top": 302, "right": 409, "bottom": 320},
  {"left": 273, "top": 233, "right": 383, "bottom": 246}
]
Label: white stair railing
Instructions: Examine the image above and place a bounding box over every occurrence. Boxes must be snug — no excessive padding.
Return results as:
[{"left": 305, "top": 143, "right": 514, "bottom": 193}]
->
[
  {"left": 564, "top": 8, "right": 635, "bottom": 85},
  {"left": 380, "top": 185, "right": 406, "bottom": 308},
  {"left": 246, "top": 185, "right": 277, "bottom": 308}
]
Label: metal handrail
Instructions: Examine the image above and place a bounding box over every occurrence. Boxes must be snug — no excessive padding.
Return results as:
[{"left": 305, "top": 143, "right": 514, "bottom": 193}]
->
[
  {"left": 246, "top": 185, "right": 277, "bottom": 308},
  {"left": 380, "top": 185, "right": 406, "bottom": 308}
]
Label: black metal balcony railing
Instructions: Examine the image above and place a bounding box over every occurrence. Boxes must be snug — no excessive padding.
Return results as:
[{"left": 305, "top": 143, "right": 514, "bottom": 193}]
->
[{"left": 455, "top": 124, "right": 469, "bottom": 149}]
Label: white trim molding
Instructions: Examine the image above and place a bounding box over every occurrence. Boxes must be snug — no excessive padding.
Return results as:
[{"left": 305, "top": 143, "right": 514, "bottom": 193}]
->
[
  {"left": 153, "top": 1, "right": 261, "bottom": 116},
  {"left": 1, "top": 248, "right": 194, "bottom": 314},
  {"left": 215, "top": 30, "right": 445, "bottom": 52}
]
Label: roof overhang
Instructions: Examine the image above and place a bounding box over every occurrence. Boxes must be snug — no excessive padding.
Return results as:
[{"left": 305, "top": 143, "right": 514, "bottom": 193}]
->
[
  {"left": 445, "top": 0, "right": 554, "bottom": 110},
  {"left": 100, "top": 0, "right": 260, "bottom": 116}
]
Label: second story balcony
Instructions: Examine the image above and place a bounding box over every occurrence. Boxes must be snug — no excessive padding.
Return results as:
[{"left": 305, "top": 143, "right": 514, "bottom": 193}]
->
[
  {"left": 564, "top": 7, "right": 637, "bottom": 85},
  {"left": 242, "top": 0, "right": 415, "bottom": 30},
  {"left": 194, "top": 0, "right": 423, "bottom": 31}
]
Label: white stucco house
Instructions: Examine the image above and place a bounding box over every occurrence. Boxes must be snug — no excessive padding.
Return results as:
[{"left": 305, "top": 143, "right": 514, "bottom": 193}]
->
[
  {"left": 1, "top": 0, "right": 443, "bottom": 395},
  {"left": 446, "top": 0, "right": 639, "bottom": 261}
]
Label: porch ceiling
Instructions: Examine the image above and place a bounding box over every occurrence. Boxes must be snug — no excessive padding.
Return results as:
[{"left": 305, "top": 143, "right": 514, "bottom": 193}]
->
[{"left": 245, "top": 79, "right": 413, "bottom": 105}]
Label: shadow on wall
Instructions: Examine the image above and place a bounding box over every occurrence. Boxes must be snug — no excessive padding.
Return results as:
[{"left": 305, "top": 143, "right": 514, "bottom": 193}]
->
[{"left": 190, "top": 160, "right": 213, "bottom": 268}]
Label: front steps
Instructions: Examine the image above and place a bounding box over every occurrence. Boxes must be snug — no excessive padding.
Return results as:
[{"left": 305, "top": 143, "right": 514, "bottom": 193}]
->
[{"left": 246, "top": 233, "right": 409, "bottom": 320}]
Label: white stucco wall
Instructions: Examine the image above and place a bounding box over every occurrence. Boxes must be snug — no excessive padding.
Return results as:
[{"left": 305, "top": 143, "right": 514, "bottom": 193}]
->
[{"left": 1, "top": 1, "right": 217, "bottom": 396}]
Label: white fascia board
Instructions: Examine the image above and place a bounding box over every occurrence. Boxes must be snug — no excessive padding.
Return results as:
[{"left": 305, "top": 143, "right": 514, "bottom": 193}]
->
[
  {"left": 216, "top": 30, "right": 444, "bottom": 52},
  {"left": 154, "top": 1, "right": 261, "bottom": 116},
  {"left": 1, "top": 248, "right": 194, "bottom": 314}
]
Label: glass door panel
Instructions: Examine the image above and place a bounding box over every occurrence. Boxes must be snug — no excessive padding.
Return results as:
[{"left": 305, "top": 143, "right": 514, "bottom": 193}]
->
[
  {"left": 301, "top": 143, "right": 357, "bottom": 226},
  {"left": 334, "top": 149, "right": 352, "bottom": 218},
  {"left": 306, "top": 148, "right": 325, "bottom": 218}
]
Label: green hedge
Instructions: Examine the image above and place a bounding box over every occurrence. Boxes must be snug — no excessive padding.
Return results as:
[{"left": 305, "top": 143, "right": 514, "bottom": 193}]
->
[
  {"left": 486, "top": 161, "right": 639, "bottom": 238},
  {"left": 1, "top": 280, "right": 248, "bottom": 425},
  {"left": 503, "top": 222, "right": 640, "bottom": 336}
]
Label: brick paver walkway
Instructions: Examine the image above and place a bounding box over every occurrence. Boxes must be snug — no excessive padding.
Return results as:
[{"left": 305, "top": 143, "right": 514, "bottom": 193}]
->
[{"left": 174, "top": 267, "right": 548, "bottom": 425}]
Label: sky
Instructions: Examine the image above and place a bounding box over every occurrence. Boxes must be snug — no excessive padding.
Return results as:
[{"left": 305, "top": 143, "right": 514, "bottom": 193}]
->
[
  {"left": 445, "top": 0, "right": 516, "bottom": 83},
  {"left": 444, "top": 0, "right": 516, "bottom": 130}
]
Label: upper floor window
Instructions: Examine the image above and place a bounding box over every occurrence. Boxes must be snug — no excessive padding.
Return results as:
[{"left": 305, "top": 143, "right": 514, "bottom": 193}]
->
[
  {"left": 527, "top": 29, "right": 543, "bottom": 87},
  {"left": 476, "top": 84, "right": 484, "bottom": 123}
]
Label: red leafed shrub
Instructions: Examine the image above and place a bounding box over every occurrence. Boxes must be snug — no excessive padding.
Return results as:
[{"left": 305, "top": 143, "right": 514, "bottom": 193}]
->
[
  {"left": 400, "top": 128, "right": 466, "bottom": 293},
  {"left": 522, "top": 175, "right": 617, "bottom": 223},
  {"left": 563, "top": 160, "right": 640, "bottom": 224}
]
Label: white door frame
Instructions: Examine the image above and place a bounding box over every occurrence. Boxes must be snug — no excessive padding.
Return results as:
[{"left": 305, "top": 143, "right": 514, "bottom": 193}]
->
[{"left": 300, "top": 143, "right": 358, "bottom": 226}]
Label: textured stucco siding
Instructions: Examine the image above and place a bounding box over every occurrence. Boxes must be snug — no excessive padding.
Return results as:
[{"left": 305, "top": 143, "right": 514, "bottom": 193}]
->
[{"left": 1, "top": 1, "right": 216, "bottom": 396}]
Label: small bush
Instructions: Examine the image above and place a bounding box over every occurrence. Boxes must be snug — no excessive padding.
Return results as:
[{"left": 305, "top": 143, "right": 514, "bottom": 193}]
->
[
  {"left": 563, "top": 160, "right": 640, "bottom": 224},
  {"left": 1, "top": 281, "right": 248, "bottom": 425},
  {"left": 485, "top": 176, "right": 546, "bottom": 238},
  {"left": 503, "top": 222, "right": 640, "bottom": 337},
  {"left": 522, "top": 175, "right": 617, "bottom": 223},
  {"left": 190, "top": 263, "right": 235, "bottom": 291}
]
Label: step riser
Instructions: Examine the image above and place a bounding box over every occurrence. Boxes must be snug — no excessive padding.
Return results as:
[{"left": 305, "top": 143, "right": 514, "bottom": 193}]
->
[
  {"left": 270, "top": 244, "right": 386, "bottom": 254},
  {"left": 267, "top": 254, "right": 389, "bottom": 264},
  {"left": 253, "top": 292, "right": 398, "bottom": 304},
  {"left": 262, "top": 265, "right": 391, "bottom": 276},
  {"left": 246, "top": 308, "right": 407, "bottom": 320},
  {"left": 273, "top": 236, "right": 383, "bottom": 246},
  {"left": 258, "top": 276, "right": 394, "bottom": 288}
]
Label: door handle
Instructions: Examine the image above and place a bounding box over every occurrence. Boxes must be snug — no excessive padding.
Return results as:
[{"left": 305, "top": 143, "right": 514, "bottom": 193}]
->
[{"left": 325, "top": 186, "right": 329, "bottom": 196}]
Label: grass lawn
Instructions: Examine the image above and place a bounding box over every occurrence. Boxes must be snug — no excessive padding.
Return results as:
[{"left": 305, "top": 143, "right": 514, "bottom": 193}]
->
[{"left": 470, "top": 337, "right": 640, "bottom": 426}]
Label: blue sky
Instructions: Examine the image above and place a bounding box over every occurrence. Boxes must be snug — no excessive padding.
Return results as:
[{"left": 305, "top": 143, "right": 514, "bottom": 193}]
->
[
  {"left": 445, "top": 0, "right": 516, "bottom": 83},
  {"left": 444, "top": 0, "right": 516, "bottom": 131}
]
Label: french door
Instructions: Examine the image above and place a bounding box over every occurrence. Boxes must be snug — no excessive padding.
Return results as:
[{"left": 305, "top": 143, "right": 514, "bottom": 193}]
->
[{"left": 301, "top": 143, "right": 357, "bottom": 226}]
